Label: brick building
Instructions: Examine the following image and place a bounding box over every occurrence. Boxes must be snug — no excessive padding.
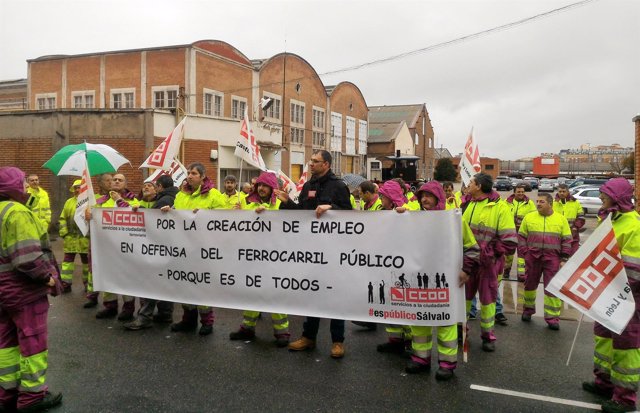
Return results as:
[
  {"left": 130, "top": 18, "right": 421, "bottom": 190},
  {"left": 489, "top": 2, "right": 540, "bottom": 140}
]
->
[
  {"left": 0, "top": 40, "right": 369, "bottom": 223},
  {"left": 0, "top": 79, "right": 27, "bottom": 111},
  {"left": 367, "top": 104, "right": 435, "bottom": 180}
]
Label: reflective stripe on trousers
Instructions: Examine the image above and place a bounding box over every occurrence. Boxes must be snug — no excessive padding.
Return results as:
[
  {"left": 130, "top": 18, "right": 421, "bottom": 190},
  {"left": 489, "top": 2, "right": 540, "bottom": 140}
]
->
[
  {"left": 410, "top": 325, "right": 458, "bottom": 368},
  {"left": 594, "top": 334, "right": 640, "bottom": 405},
  {"left": 466, "top": 300, "right": 496, "bottom": 340},
  {"left": 241, "top": 311, "right": 289, "bottom": 336},
  {"left": 385, "top": 325, "right": 412, "bottom": 341}
]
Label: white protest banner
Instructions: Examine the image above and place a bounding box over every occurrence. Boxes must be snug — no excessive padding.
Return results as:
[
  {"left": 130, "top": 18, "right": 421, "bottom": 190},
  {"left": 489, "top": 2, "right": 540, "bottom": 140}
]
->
[
  {"left": 234, "top": 109, "right": 267, "bottom": 171},
  {"left": 145, "top": 158, "right": 188, "bottom": 187},
  {"left": 73, "top": 159, "right": 96, "bottom": 236},
  {"left": 460, "top": 128, "right": 481, "bottom": 186},
  {"left": 140, "top": 117, "right": 186, "bottom": 170},
  {"left": 91, "top": 209, "right": 465, "bottom": 326},
  {"left": 546, "top": 216, "right": 635, "bottom": 334}
]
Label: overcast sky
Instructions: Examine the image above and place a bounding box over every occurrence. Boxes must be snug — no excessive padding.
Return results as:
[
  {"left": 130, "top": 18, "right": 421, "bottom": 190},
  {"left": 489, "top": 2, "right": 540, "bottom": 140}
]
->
[{"left": 1, "top": 0, "right": 638, "bottom": 160}]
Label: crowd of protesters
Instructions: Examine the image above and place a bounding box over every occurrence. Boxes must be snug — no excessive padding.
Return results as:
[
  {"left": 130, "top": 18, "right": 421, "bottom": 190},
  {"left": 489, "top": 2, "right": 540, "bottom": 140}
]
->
[{"left": 1, "top": 151, "right": 639, "bottom": 412}]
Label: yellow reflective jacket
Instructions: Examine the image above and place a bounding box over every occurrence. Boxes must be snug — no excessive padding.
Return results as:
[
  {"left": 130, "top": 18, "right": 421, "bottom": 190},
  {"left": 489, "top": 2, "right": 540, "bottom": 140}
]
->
[
  {"left": 518, "top": 211, "right": 572, "bottom": 258},
  {"left": 26, "top": 187, "right": 51, "bottom": 227},
  {"left": 59, "top": 196, "right": 90, "bottom": 254}
]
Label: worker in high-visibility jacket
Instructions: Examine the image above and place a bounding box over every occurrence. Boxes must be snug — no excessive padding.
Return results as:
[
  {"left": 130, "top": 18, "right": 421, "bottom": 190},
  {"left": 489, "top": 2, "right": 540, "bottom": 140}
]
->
[
  {"left": 228, "top": 172, "right": 290, "bottom": 347},
  {"left": 582, "top": 178, "right": 640, "bottom": 413},
  {"left": 461, "top": 173, "right": 517, "bottom": 352},
  {"left": 162, "top": 162, "right": 223, "bottom": 336},
  {"left": 137, "top": 181, "right": 157, "bottom": 209},
  {"left": 220, "top": 175, "right": 242, "bottom": 209},
  {"left": 359, "top": 181, "right": 382, "bottom": 211},
  {"left": 553, "top": 184, "right": 586, "bottom": 256},
  {"left": 405, "top": 181, "right": 479, "bottom": 380},
  {"left": 504, "top": 184, "right": 537, "bottom": 280},
  {"left": 395, "top": 179, "right": 420, "bottom": 211},
  {"left": 518, "top": 192, "right": 572, "bottom": 329},
  {"left": 89, "top": 173, "right": 140, "bottom": 321},
  {"left": 0, "top": 167, "right": 63, "bottom": 413},
  {"left": 26, "top": 174, "right": 52, "bottom": 230},
  {"left": 375, "top": 180, "right": 414, "bottom": 353},
  {"left": 58, "top": 180, "right": 90, "bottom": 293},
  {"left": 443, "top": 181, "right": 460, "bottom": 210}
]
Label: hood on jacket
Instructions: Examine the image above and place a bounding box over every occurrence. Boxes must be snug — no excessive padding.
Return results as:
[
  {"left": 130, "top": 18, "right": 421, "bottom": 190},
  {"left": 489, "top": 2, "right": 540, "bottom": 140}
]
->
[
  {"left": 600, "top": 178, "right": 634, "bottom": 213},
  {"left": 461, "top": 189, "right": 501, "bottom": 207},
  {"left": 0, "top": 167, "right": 28, "bottom": 203},
  {"left": 415, "top": 182, "right": 445, "bottom": 211},
  {"left": 379, "top": 180, "right": 408, "bottom": 209},
  {"left": 506, "top": 193, "right": 529, "bottom": 203},
  {"left": 246, "top": 172, "right": 279, "bottom": 205},
  {"left": 554, "top": 192, "right": 576, "bottom": 202}
]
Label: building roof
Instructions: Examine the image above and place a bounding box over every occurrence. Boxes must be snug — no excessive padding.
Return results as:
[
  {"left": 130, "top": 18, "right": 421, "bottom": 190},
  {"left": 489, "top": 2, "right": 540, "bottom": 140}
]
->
[
  {"left": 434, "top": 148, "right": 452, "bottom": 159},
  {"left": 368, "top": 104, "right": 425, "bottom": 129},
  {"left": 368, "top": 121, "right": 406, "bottom": 143}
]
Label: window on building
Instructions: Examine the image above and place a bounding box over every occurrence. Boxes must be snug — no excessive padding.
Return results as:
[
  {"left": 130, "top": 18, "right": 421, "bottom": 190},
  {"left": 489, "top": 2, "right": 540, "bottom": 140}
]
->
[
  {"left": 262, "top": 93, "right": 281, "bottom": 121},
  {"left": 312, "top": 107, "right": 325, "bottom": 147},
  {"left": 291, "top": 128, "right": 304, "bottom": 144},
  {"left": 291, "top": 102, "right": 305, "bottom": 125},
  {"left": 345, "top": 116, "right": 356, "bottom": 155},
  {"left": 111, "top": 88, "right": 135, "bottom": 109},
  {"left": 232, "top": 97, "right": 247, "bottom": 119},
  {"left": 72, "top": 91, "right": 95, "bottom": 108},
  {"left": 485, "top": 164, "right": 494, "bottom": 170},
  {"left": 204, "top": 89, "right": 223, "bottom": 117},
  {"left": 151, "top": 86, "right": 179, "bottom": 109},
  {"left": 358, "top": 120, "right": 368, "bottom": 155},
  {"left": 331, "top": 112, "right": 342, "bottom": 152},
  {"left": 35, "top": 93, "right": 56, "bottom": 110}
]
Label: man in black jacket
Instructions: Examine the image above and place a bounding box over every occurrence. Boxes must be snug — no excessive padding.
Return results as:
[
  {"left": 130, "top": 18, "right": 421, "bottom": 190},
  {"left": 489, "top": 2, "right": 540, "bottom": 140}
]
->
[
  {"left": 124, "top": 175, "right": 178, "bottom": 330},
  {"left": 278, "top": 150, "right": 352, "bottom": 358}
]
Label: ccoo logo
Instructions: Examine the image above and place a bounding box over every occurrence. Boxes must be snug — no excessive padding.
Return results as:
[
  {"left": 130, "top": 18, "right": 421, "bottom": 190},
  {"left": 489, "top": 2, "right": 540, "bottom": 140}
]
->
[{"left": 102, "top": 210, "right": 145, "bottom": 227}]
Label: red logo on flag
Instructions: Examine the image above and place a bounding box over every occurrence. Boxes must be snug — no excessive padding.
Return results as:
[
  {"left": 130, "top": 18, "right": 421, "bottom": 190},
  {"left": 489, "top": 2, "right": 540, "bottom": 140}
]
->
[
  {"left": 559, "top": 231, "right": 623, "bottom": 309},
  {"left": 464, "top": 134, "right": 481, "bottom": 173}
]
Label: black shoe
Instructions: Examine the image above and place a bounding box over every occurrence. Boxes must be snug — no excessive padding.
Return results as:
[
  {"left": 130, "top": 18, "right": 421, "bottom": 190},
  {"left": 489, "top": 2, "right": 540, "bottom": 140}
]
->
[
  {"left": 468, "top": 313, "right": 477, "bottom": 320},
  {"left": 199, "top": 325, "right": 213, "bottom": 336},
  {"left": 405, "top": 360, "right": 431, "bottom": 374},
  {"left": 274, "top": 337, "right": 290, "bottom": 348},
  {"left": 377, "top": 341, "right": 405, "bottom": 354},
  {"left": 16, "top": 391, "right": 62, "bottom": 413},
  {"left": 521, "top": 314, "right": 532, "bottom": 322},
  {"left": 601, "top": 400, "right": 636, "bottom": 413},
  {"left": 83, "top": 300, "right": 98, "bottom": 309},
  {"left": 61, "top": 284, "right": 72, "bottom": 294},
  {"left": 548, "top": 323, "right": 560, "bottom": 331},
  {"left": 0, "top": 399, "right": 16, "bottom": 413},
  {"left": 482, "top": 340, "right": 495, "bottom": 352},
  {"left": 117, "top": 311, "right": 134, "bottom": 322},
  {"left": 495, "top": 313, "right": 508, "bottom": 325},
  {"left": 153, "top": 314, "right": 173, "bottom": 323},
  {"left": 435, "top": 367, "right": 455, "bottom": 381},
  {"left": 582, "top": 381, "right": 614, "bottom": 398},
  {"left": 352, "top": 321, "right": 377, "bottom": 331},
  {"left": 170, "top": 321, "right": 197, "bottom": 332},
  {"left": 123, "top": 319, "right": 152, "bottom": 331},
  {"left": 95, "top": 308, "right": 117, "bottom": 319},
  {"left": 229, "top": 329, "right": 255, "bottom": 341}
]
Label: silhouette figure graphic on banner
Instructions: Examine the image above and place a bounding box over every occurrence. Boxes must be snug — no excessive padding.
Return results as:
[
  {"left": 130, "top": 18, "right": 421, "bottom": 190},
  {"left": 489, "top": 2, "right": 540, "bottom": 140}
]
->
[
  {"left": 422, "top": 273, "right": 428, "bottom": 289},
  {"left": 435, "top": 272, "right": 441, "bottom": 289},
  {"left": 417, "top": 273, "right": 423, "bottom": 289},
  {"left": 379, "top": 280, "right": 385, "bottom": 304},
  {"left": 396, "top": 273, "right": 409, "bottom": 288},
  {"left": 368, "top": 282, "right": 374, "bottom": 303},
  {"left": 441, "top": 273, "right": 448, "bottom": 288}
]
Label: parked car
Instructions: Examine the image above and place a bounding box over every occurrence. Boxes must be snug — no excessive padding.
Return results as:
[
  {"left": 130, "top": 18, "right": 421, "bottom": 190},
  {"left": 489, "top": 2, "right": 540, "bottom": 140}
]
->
[
  {"left": 511, "top": 178, "right": 531, "bottom": 191},
  {"left": 572, "top": 187, "right": 603, "bottom": 214},
  {"left": 570, "top": 184, "right": 602, "bottom": 196},
  {"left": 538, "top": 179, "right": 555, "bottom": 192},
  {"left": 569, "top": 178, "right": 609, "bottom": 189},
  {"left": 523, "top": 177, "right": 539, "bottom": 190},
  {"left": 494, "top": 176, "right": 513, "bottom": 191}
]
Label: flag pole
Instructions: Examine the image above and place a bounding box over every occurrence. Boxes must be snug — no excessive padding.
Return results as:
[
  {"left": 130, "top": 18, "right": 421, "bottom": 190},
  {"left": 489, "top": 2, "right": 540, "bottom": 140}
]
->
[
  {"left": 239, "top": 159, "right": 244, "bottom": 185},
  {"left": 566, "top": 313, "right": 584, "bottom": 366}
]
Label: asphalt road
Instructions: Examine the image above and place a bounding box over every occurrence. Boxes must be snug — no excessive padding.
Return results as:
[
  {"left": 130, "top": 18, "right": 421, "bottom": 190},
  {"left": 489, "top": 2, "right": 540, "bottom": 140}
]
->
[{"left": 44, "top": 204, "right": 612, "bottom": 413}]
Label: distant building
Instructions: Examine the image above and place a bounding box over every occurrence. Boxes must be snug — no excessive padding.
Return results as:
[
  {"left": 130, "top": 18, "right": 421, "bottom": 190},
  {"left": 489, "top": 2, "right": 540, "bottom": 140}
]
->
[
  {"left": 559, "top": 143, "right": 632, "bottom": 164},
  {"left": 434, "top": 147, "right": 453, "bottom": 159},
  {"left": 0, "top": 79, "right": 27, "bottom": 111}
]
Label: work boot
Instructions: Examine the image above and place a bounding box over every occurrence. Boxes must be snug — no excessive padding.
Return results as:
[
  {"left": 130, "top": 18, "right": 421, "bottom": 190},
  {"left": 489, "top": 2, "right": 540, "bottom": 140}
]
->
[
  {"left": 548, "top": 323, "right": 560, "bottom": 331},
  {"left": 95, "top": 308, "right": 117, "bottom": 319},
  {"left": 198, "top": 325, "right": 213, "bottom": 336},
  {"left": 16, "top": 391, "right": 62, "bottom": 413},
  {"left": 481, "top": 340, "right": 495, "bottom": 352},
  {"left": 377, "top": 340, "right": 405, "bottom": 354},
  {"left": 117, "top": 311, "right": 134, "bottom": 322},
  {"left": 288, "top": 337, "right": 315, "bottom": 351},
  {"left": 495, "top": 313, "right": 508, "bottom": 326},
  {"left": 274, "top": 335, "right": 290, "bottom": 348},
  {"left": 351, "top": 321, "right": 377, "bottom": 331},
  {"left": 229, "top": 328, "right": 255, "bottom": 341},
  {"left": 170, "top": 321, "right": 197, "bottom": 332},
  {"left": 601, "top": 400, "right": 636, "bottom": 413},
  {"left": 521, "top": 314, "right": 532, "bottom": 322},
  {"left": 330, "top": 342, "right": 345, "bottom": 358},
  {"left": 582, "top": 381, "right": 614, "bottom": 398},
  {"left": 153, "top": 313, "right": 173, "bottom": 323},
  {"left": 405, "top": 359, "right": 430, "bottom": 374},
  {"left": 123, "top": 318, "right": 152, "bottom": 331},
  {"left": 83, "top": 299, "right": 98, "bottom": 309},
  {"left": 61, "top": 282, "right": 72, "bottom": 294},
  {"left": 435, "top": 367, "right": 455, "bottom": 381}
]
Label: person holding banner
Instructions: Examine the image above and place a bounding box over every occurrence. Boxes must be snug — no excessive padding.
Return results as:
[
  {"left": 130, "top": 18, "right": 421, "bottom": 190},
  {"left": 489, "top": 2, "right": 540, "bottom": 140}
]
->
[
  {"left": 91, "top": 173, "right": 140, "bottom": 321},
  {"left": 553, "top": 184, "right": 586, "bottom": 256},
  {"left": 165, "top": 163, "right": 223, "bottom": 336},
  {"left": 517, "top": 193, "right": 572, "bottom": 329},
  {"left": 359, "top": 181, "right": 382, "bottom": 211},
  {"left": 461, "top": 173, "right": 517, "bottom": 352},
  {"left": 228, "top": 172, "right": 290, "bottom": 347},
  {"left": 220, "top": 175, "right": 242, "bottom": 209},
  {"left": 405, "top": 181, "right": 479, "bottom": 380},
  {"left": 58, "top": 180, "right": 90, "bottom": 294},
  {"left": 504, "top": 184, "right": 536, "bottom": 281},
  {"left": 138, "top": 181, "right": 157, "bottom": 209},
  {"left": 278, "top": 150, "right": 352, "bottom": 358},
  {"left": 582, "top": 178, "right": 640, "bottom": 413},
  {"left": 0, "top": 167, "right": 63, "bottom": 413}
]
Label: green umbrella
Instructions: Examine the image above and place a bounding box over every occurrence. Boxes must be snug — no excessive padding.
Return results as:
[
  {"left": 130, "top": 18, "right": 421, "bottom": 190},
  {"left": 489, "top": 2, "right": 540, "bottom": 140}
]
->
[{"left": 43, "top": 142, "right": 130, "bottom": 176}]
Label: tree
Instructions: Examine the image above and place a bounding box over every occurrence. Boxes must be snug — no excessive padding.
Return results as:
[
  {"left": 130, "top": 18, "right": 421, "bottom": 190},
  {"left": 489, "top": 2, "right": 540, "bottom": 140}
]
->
[
  {"left": 434, "top": 158, "right": 457, "bottom": 182},
  {"left": 622, "top": 154, "right": 635, "bottom": 174}
]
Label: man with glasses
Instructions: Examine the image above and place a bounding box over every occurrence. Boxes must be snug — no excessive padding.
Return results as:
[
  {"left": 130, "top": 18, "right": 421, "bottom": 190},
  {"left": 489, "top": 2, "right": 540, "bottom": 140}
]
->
[{"left": 277, "top": 150, "right": 352, "bottom": 358}]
